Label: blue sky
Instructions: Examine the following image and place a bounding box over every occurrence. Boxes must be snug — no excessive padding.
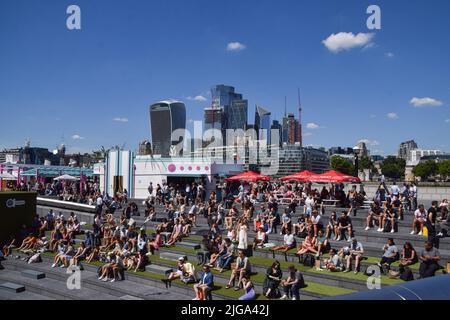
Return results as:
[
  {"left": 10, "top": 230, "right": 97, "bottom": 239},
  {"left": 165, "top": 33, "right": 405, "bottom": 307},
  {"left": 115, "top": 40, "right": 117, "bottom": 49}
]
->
[{"left": 0, "top": 0, "right": 449, "bottom": 156}]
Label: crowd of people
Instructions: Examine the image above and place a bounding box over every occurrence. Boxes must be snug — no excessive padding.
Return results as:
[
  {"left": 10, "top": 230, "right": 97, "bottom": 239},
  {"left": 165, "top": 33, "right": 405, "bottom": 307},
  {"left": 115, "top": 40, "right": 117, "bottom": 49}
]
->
[{"left": 1, "top": 178, "right": 449, "bottom": 300}]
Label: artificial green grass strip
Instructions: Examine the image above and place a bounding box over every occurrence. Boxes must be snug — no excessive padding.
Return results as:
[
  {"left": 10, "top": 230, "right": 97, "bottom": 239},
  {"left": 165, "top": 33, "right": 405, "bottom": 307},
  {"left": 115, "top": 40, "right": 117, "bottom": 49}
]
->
[{"left": 150, "top": 254, "right": 355, "bottom": 296}]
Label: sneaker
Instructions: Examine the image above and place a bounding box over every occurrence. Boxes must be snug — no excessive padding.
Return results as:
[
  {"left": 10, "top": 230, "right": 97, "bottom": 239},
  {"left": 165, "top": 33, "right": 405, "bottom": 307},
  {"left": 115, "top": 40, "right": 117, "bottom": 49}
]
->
[
  {"left": 102, "top": 278, "right": 108, "bottom": 282},
  {"left": 52, "top": 263, "right": 57, "bottom": 268},
  {"left": 347, "top": 238, "right": 351, "bottom": 242},
  {"left": 354, "top": 270, "right": 359, "bottom": 274},
  {"left": 365, "top": 226, "right": 370, "bottom": 231},
  {"left": 377, "top": 228, "right": 383, "bottom": 232},
  {"left": 343, "top": 269, "right": 350, "bottom": 273},
  {"left": 59, "top": 264, "right": 65, "bottom": 268},
  {"left": 410, "top": 231, "right": 415, "bottom": 235},
  {"left": 437, "top": 232, "right": 443, "bottom": 237},
  {"left": 390, "top": 229, "right": 395, "bottom": 233},
  {"left": 110, "top": 279, "right": 116, "bottom": 283},
  {"left": 418, "top": 231, "right": 422, "bottom": 236},
  {"left": 192, "top": 298, "right": 199, "bottom": 300},
  {"left": 292, "top": 297, "right": 297, "bottom": 300},
  {"left": 280, "top": 295, "right": 288, "bottom": 300}
]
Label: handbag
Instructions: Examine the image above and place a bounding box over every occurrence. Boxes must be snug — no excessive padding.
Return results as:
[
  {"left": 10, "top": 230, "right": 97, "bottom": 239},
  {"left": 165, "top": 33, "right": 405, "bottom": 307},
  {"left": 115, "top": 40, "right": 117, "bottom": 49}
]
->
[{"left": 423, "top": 226, "right": 428, "bottom": 237}]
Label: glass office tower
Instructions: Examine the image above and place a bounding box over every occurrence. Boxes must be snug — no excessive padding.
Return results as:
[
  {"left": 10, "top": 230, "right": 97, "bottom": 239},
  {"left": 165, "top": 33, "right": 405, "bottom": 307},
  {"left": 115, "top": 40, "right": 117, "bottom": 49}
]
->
[
  {"left": 254, "top": 105, "right": 271, "bottom": 144},
  {"left": 149, "top": 100, "right": 186, "bottom": 157}
]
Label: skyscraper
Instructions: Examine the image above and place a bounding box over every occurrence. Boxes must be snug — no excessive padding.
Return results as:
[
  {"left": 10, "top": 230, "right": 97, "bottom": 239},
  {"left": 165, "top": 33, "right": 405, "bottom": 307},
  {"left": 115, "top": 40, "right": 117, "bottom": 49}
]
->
[
  {"left": 254, "top": 105, "right": 271, "bottom": 143},
  {"left": 204, "top": 107, "right": 223, "bottom": 132},
  {"left": 282, "top": 113, "right": 301, "bottom": 145},
  {"left": 270, "top": 120, "right": 282, "bottom": 147},
  {"left": 211, "top": 84, "right": 248, "bottom": 131},
  {"left": 149, "top": 100, "right": 186, "bottom": 157}
]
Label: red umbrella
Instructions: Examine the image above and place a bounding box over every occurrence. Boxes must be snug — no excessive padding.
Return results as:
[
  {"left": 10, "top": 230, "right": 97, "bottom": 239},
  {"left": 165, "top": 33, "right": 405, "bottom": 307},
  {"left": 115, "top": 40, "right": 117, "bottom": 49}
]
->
[
  {"left": 309, "top": 170, "right": 361, "bottom": 183},
  {"left": 280, "top": 170, "right": 315, "bottom": 181},
  {"left": 225, "top": 171, "right": 271, "bottom": 182}
]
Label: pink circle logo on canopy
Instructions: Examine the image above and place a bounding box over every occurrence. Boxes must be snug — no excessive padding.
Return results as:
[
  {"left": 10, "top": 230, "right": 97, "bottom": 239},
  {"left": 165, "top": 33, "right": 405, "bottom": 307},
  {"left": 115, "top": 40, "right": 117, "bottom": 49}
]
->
[
  {"left": 188, "top": 166, "right": 193, "bottom": 171},
  {"left": 180, "top": 166, "right": 185, "bottom": 171},
  {"left": 205, "top": 166, "right": 209, "bottom": 171},
  {"left": 196, "top": 166, "right": 201, "bottom": 171},
  {"left": 168, "top": 164, "right": 176, "bottom": 172}
]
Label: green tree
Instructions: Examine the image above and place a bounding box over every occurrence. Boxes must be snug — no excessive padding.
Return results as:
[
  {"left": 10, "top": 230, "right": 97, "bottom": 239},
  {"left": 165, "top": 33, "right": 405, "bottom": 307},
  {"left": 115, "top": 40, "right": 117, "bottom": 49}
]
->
[
  {"left": 438, "top": 160, "right": 450, "bottom": 180},
  {"left": 330, "top": 155, "right": 354, "bottom": 175},
  {"left": 359, "top": 156, "right": 374, "bottom": 171},
  {"left": 381, "top": 156, "right": 406, "bottom": 180},
  {"left": 413, "top": 160, "right": 438, "bottom": 181}
]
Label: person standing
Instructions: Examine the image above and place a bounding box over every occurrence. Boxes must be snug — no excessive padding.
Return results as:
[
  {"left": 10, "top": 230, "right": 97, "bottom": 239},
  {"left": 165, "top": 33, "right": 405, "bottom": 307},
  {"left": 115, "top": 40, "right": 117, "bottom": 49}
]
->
[
  {"left": 410, "top": 183, "right": 418, "bottom": 211},
  {"left": 426, "top": 201, "right": 439, "bottom": 248},
  {"left": 237, "top": 221, "right": 248, "bottom": 252},
  {"left": 148, "top": 182, "right": 153, "bottom": 196},
  {"left": 390, "top": 181, "right": 400, "bottom": 200}
]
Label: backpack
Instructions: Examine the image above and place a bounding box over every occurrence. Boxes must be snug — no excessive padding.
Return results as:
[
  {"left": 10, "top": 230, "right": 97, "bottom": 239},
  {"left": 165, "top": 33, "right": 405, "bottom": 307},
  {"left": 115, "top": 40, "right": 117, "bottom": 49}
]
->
[
  {"left": 400, "top": 267, "right": 414, "bottom": 281},
  {"left": 297, "top": 272, "right": 306, "bottom": 288},
  {"left": 303, "top": 255, "right": 315, "bottom": 267}
]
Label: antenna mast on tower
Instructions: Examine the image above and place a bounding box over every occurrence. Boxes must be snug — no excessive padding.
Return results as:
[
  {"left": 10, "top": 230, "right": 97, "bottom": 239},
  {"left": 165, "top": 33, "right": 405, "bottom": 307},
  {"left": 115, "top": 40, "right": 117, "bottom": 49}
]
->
[{"left": 297, "top": 88, "right": 303, "bottom": 147}]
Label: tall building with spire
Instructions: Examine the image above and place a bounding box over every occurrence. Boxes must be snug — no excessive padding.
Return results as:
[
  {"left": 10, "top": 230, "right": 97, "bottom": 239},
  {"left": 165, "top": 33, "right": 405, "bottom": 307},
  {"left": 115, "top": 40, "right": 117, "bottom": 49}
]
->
[{"left": 281, "top": 92, "right": 302, "bottom": 146}]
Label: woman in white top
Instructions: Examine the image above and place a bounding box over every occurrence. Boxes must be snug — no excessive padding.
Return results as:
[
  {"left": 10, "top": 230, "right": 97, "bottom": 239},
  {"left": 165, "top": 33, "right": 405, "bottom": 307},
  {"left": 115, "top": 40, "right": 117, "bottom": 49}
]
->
[
  {"left": 304, "top": 195, "right": 315, "bottom": 217},
  {"left": 238, "top": 221, "right": 248, "bottom": 251}
]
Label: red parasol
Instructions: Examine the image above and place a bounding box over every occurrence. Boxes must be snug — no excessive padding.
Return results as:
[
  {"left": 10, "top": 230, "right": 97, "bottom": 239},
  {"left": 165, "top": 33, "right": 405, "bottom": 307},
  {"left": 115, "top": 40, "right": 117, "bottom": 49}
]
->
[
  {"left": 225, "top": 171, "right": 271, "bottom": 182},
  {"left": 309, "top": 170, "right": 361, "bottom": 183},
  {"left": 280, "top": 170, "right": 315, "bottom": 181}
]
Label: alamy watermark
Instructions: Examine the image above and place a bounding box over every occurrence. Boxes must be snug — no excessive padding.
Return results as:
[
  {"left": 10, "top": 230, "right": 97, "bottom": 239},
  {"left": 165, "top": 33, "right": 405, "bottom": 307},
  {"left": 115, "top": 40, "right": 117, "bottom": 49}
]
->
[
  {"left": 366, "top": 265, "right": 382, "bottom": 290},
  {"left": 366, "top": 5, "right": 381, "bottom": 30},
  {"left": 66, "top": 265, "right": 81, "bottom": 290},
  {"left": 170, "top": 124, "right": 281, "bottom": 175},
  {"left": 66, "top": 5, "right": 81, "bottom": 30}
]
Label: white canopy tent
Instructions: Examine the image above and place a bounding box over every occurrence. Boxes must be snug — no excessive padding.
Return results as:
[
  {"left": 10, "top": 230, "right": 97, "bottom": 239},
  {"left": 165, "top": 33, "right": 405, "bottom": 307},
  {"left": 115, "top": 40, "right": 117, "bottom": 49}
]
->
[
  {"left": 0, "top": 172, "right": 17, "bottom": 181},
  {"left": 53, "top": 174, "right": 79, "bottom": 181}
]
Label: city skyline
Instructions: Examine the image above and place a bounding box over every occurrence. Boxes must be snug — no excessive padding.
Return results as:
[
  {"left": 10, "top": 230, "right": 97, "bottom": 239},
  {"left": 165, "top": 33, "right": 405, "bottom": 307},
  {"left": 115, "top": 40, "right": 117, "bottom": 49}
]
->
[{"left": 1, "top": 0, "right": 449, "bottom": 155}]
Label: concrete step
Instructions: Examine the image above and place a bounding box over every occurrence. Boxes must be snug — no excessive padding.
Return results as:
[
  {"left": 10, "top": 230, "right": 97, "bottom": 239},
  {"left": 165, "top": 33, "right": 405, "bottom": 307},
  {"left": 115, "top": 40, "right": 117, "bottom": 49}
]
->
[
  {"left": 177, "top": 242, "right": 200, "bottom": 250},
  {"left": 145, "top": 264, "right": 172, "bottom": 275},
  {"left": 4, "top": 258, "right": 186, "bottom": 300},
  {"left": 21, "top": 270, "right": 46, "bottom": 280},
  {"left": 160, "top": 252, "right": 186, "bottom": 261},
  {"left": 0, "top": 282, "right": 25, "bottom": 293}
]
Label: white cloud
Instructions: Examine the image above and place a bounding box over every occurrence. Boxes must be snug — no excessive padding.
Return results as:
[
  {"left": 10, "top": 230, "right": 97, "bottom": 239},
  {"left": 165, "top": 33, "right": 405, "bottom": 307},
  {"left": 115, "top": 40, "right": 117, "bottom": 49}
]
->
[
  {"left": 358, "top": 139, "right": 379, "bottom": 146},
  {"left": 187, "top": 95, "right": 207, "bottom": 102},
  {"left": 113, "top": 117, "right": 129, "bottom": 122},
  {"left": 306, "top": 122, "right": 320, "bottom": 129},
  {"left": 322, "top": 32, "right": 375, "bottom": 53},
  {"left": 445, "top": 119, "right": 450, "bottom": 123},
  {"left": 72, "top": 134, "right": 85, "bottom": 140},
  {"left": 387, "top": 112, "right": 398, "bottom": 120},
  {"left": 385, "top": 52, "right": 395, "bottom": 58},
  {"left": 226, "top": 42, "right": 246, "bottom": 51},
  {"left": 303, "top": 132, "right": 313, "bottom": 137},
  {"left": 410, "top": 97, "right": 443, "bottom": 107}
]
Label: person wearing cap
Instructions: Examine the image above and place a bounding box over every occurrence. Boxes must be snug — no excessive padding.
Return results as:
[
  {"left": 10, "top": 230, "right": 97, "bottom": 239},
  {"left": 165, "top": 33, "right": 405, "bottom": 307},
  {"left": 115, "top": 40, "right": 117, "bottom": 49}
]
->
[
  {"left": 165, "top": 256, "right": 195, "bottom": 284},
  {"left": 343, "top": 238, "right": 364, "bottom": 274}
]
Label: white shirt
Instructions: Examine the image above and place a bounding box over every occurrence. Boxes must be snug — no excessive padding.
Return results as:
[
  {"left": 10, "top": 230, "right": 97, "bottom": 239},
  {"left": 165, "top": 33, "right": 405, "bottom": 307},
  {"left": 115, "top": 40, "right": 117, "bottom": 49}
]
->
[
  {"left": 390, "top": 185, "right": 400, "bottom": 195},
  {"left": 305, "top": 197, "right": 314, "bottom": 208},
  {"left": 96, "top": 197, "right": 103, "bottom": 206},
  {"left": 284, "top": 233, "right": 294, "bottom": 246},
  {"left": 310, "top": 215, "right": 321, "bottom": 224}
]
